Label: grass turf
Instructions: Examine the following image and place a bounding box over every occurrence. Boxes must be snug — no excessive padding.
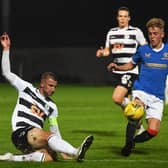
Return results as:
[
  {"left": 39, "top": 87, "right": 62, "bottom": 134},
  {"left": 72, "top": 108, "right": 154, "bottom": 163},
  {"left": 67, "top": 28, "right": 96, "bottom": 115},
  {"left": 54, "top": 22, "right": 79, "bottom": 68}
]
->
[{"left": 0, "top": 83, "right": 168, "bottom": 168}]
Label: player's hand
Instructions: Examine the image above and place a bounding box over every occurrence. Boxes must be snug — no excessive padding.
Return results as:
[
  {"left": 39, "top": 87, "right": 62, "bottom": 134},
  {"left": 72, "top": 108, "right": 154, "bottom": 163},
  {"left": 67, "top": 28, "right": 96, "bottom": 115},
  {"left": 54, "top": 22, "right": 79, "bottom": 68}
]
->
[
  {"left": 107, "top": 63, "right": 117, "bottom": 71},
  {"left": 96, "top": 47, "right": 110, "bottom": 57},
  {"left": 0, "top": 32, "right": 10, "bottom": 50},
  {"left": 96, "top": 46, "right": 104, "bottom": 57}
]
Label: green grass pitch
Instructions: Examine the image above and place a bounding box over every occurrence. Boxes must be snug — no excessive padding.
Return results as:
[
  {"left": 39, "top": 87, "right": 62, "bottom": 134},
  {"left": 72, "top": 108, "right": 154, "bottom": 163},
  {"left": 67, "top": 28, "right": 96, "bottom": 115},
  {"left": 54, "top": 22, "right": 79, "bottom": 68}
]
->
[{"left": 0, "top": 83, "right": 168, "bottom": 168}]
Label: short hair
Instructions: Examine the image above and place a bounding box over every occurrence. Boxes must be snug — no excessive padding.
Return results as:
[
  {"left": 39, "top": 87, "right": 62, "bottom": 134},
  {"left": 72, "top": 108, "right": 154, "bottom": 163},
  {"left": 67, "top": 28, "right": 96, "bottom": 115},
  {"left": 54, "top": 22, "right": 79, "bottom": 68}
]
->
[
  {"left": 146, "top": 18, "right": 165, "bottom": 31},
  {"left": 118, "top": 6, "right": 130, "bottom": 16},
  {"left": 41, "top": 72, "right": 57, "bottom": 81}
]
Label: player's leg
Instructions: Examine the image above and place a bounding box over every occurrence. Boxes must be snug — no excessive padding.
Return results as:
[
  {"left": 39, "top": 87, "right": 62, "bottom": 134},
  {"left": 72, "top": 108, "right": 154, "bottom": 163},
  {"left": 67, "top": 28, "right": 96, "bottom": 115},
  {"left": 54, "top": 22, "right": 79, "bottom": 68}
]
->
[
  {"left": 0, "top": 150, "right": 54, "bottom": 162},
  {"left": 121, "top": 119, "right": 139, "bottom": 156},
  {"left": 112, "top": 85, "right": 129, "bottom": 106},
  {"left": 76, "top": 135, "right": 94, "bottom": 162},
  {"left": 112, "top": 73, "right": 137, "bottom": 109},
  {"left": 28, "top": 128, "right": 77, "bottom": 156},
  {"left": 110, "top": 73, "right": 126, "bottom": 106},
  {"left": 134, "top": 118, "right": 160, "bottom": 142},
  {"left": 47, "top": 134, "right": 94, "bottom": 162},
  {"left": 121, "top": 97, "right": 145, "bottom": 156},
  {"left": 10, "top": 127, "right": 56, "bottom": 162},
  {"left": 28, "top": 128, "right": 94, "bottom": 161},
  {"left": 134, "top": 97, "right": 163, "bottom": 143}
]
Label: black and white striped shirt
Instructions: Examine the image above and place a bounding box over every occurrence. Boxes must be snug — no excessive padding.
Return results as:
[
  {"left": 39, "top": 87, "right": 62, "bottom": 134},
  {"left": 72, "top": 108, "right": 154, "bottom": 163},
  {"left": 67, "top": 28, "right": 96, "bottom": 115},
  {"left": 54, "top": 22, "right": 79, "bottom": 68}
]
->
[
  {"left": 11, "top": 78, "right": 58, "bottom": 131},
  {"left": 105, "top": 25, "right": 146, "bottom": 74},
  {"left": 2, "top": 51, "right": 58, "bottom": 131}
]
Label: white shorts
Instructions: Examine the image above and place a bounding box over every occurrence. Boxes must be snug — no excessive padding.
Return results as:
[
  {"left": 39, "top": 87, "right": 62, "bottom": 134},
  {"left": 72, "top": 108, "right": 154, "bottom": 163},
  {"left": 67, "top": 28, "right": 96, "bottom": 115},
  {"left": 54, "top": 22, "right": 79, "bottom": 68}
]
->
[{"left": 132, "top": 90, "right": 164, "bottom": 121}]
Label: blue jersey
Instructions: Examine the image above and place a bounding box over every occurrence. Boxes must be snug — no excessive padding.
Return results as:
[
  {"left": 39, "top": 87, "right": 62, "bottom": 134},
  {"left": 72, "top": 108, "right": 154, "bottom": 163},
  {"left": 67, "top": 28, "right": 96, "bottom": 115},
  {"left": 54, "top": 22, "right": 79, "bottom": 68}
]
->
[{"left": 132, "top": 43, "right": 168, "bottom": 100}]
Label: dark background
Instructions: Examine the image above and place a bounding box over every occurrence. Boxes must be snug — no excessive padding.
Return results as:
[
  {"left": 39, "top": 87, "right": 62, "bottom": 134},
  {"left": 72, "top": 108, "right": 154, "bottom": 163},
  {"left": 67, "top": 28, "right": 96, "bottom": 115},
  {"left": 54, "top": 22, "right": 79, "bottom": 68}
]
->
[{"left": 0, "top": 0, "right": 167, "bottom": 83}]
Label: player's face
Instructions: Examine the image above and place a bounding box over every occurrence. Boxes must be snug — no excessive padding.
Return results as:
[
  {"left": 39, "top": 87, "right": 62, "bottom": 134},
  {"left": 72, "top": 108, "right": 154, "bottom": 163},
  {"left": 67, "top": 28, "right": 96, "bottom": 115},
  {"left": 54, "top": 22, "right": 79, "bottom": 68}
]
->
[
  {"left": 40, "top": 78, "right": 57, "bottom": 97},
  {"left": 148, "top": 27, "right": 164, "bottom": 49},
  {"left": 117, "top": 10, "right": 130, "bottom": 28}
]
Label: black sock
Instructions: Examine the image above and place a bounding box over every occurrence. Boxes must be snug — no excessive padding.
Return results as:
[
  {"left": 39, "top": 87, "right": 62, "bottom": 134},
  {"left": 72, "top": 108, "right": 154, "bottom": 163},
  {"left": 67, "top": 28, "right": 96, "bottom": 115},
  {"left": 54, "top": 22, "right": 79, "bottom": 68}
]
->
[
  {"left": 125, "top": 120, "right": 139, "bottom": 144},
  {"left": 134, "top": 130, "right": 154, "bottom": 143}
]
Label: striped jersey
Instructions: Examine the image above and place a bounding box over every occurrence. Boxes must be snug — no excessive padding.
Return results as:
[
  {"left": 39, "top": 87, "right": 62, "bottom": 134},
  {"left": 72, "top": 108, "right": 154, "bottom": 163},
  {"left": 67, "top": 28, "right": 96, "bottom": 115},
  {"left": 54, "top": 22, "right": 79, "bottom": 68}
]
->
[
  {"left": 11, "top": 76, "right": 58, "bottom": 131},
  {"left": 105, "top": 25, "right": 146, "bottom": 74},
  {"left": 1, "top": 51, "right": 58, "bottom": 131}
]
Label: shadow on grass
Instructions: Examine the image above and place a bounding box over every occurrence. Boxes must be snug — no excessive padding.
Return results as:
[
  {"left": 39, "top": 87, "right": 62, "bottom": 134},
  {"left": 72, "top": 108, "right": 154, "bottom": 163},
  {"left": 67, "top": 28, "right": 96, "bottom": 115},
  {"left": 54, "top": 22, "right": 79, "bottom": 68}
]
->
[
  {"left": 72, "top": 129, "right": 118, "bottom": 137},
  {"left": 72, "top": 130, "right": 150, "bottom": 156},
  {"left": 111, "top": 146, "right": 149, "bottom": 156}
]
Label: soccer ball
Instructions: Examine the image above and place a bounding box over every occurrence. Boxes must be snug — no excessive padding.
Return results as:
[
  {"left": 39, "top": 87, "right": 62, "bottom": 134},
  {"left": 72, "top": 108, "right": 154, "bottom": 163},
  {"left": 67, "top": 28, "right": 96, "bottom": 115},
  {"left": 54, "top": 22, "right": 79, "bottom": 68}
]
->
[{"left": 124, "top": 100, "right": 144, "bottom": 120}]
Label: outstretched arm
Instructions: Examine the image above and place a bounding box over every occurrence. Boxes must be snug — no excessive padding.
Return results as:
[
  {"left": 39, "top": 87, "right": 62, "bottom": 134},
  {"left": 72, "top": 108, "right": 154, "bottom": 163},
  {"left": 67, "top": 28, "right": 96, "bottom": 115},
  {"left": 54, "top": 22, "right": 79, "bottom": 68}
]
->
[
  {"left": 107, "top": 62, "right": 135, "bottom": 72},
  {"left": 0, "top": 33, "right": 25, "bottom": 88},
  {"left": 1, "top": 33, "right": 18, "bottom": 85}
]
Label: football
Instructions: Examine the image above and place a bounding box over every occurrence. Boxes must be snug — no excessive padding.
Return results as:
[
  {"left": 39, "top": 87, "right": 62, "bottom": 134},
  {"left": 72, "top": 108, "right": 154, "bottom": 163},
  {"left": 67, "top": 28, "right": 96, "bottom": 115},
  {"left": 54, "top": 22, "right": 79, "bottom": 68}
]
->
[{"left": 124, "top": 100, "right": 144, "bottom": 120}]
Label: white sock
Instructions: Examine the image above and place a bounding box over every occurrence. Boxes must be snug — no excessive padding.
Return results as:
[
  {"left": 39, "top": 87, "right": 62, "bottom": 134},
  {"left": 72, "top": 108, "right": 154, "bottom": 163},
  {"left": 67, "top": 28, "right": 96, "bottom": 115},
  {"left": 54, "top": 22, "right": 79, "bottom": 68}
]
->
[
  {"left": 11, "top": 151, "right": 44, "bottom": 162},
  {"left": 48, "top": 135, "right": 78, "bottom": 156},
  {"left": 121, "top": 97, "right": 130, "bottom": 108}
]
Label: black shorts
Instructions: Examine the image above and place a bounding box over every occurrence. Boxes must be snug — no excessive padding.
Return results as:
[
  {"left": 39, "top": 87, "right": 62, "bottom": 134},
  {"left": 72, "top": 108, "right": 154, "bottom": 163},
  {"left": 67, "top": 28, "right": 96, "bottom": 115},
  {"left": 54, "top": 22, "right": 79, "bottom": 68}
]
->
[
  {"left": 11, "top": 126, "right": 34, "bottom": 153},
  {"left": 111, "top": 73, "right": 138, "bottom": 92}
]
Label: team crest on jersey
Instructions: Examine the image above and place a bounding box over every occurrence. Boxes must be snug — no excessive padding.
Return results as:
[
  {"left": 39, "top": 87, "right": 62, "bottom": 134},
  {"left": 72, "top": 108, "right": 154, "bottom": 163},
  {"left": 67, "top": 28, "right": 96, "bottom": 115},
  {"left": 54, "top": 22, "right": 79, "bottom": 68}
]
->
[
  {"left": 145, "top": 53, "right": 151, "bottom": 58},
  {"left": 125, "top": 35, "right": 130, "bottom": 39},
  {"left": 162, "top": 52, "right": 168, "bottom": 60},
  {"left": 45, "top": 104, "right": 50, "bottom": 111}
]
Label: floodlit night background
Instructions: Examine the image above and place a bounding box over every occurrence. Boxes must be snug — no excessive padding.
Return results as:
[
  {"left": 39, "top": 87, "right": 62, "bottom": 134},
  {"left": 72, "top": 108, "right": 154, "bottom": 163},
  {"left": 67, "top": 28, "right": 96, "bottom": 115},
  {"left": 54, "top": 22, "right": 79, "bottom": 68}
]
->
[{"left": 0, "top": 0, "right": 167, "bottom": 83}]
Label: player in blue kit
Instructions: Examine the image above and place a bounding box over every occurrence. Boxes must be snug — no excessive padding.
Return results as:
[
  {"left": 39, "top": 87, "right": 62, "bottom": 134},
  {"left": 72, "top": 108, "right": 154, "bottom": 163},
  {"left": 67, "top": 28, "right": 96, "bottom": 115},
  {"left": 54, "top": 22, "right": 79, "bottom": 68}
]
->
[{"left": 107, "top": 17, "right": 168, "bottom": 156}]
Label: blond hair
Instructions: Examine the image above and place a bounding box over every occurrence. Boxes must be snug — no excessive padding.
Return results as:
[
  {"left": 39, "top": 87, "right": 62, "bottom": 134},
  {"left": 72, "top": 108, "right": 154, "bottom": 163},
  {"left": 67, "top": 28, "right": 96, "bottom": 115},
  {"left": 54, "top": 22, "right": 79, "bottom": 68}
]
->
[{"left": 146, "top": 18, "right": 165, "bottom": 31}]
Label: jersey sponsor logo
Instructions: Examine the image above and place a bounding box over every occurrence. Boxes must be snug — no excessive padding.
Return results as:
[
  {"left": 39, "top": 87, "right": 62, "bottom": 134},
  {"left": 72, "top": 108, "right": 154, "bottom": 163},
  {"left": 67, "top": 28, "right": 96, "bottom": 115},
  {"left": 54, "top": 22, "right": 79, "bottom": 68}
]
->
[
  {"left": 18, "top": 111, "right": 43, "bottom": 127},
  {"left": 24, "top": 87, "right": 54, "bottom": 114},
  {"left": 19, "top": 98, "right": 46, "bottom": 119},
  {"left": 31, "top": 103, "right": 45, "bottom": 118},
  {"left": 145, "top": 63, "right": 167, "bottom": 68},
  {"left": 112, "top": 43, "right": 124, "bottom": 51}
]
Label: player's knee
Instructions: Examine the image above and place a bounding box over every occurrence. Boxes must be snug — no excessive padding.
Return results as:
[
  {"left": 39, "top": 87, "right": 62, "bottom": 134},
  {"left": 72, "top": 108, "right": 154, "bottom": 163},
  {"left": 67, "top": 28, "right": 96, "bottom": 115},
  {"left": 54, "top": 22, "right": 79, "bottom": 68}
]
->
[
  {"left": 27, "top": 128, "right": 52, "bottom": 148},
  {"left": 147, "top": 128, "right": 158, "bottom": 137},
  {"left": 43, "top": 153, "right": 55, "bottom": 162},
  {"left": 38, "top": 149, "right": 57, "bottom": 162}
]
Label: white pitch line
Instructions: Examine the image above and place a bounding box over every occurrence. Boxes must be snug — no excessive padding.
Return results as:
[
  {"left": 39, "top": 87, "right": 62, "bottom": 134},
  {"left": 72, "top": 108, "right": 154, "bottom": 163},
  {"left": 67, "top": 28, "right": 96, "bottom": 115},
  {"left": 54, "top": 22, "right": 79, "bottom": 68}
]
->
[{"left": 84, "top": 159, "right": 168, "bottom": 163}]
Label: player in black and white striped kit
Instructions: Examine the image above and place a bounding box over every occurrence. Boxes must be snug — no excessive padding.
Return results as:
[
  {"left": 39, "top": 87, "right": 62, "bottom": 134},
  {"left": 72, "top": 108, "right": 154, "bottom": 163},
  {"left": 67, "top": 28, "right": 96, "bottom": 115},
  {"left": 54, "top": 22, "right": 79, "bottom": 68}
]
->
[
  {"left": 96, "top": 6, "right": 147, "bottom": 151},
  {"left": 97, "top": 6, "right": 147, "bottom": 108},
  {"left": 0, "top": 33, "right": 93, "bottom": 162}
]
